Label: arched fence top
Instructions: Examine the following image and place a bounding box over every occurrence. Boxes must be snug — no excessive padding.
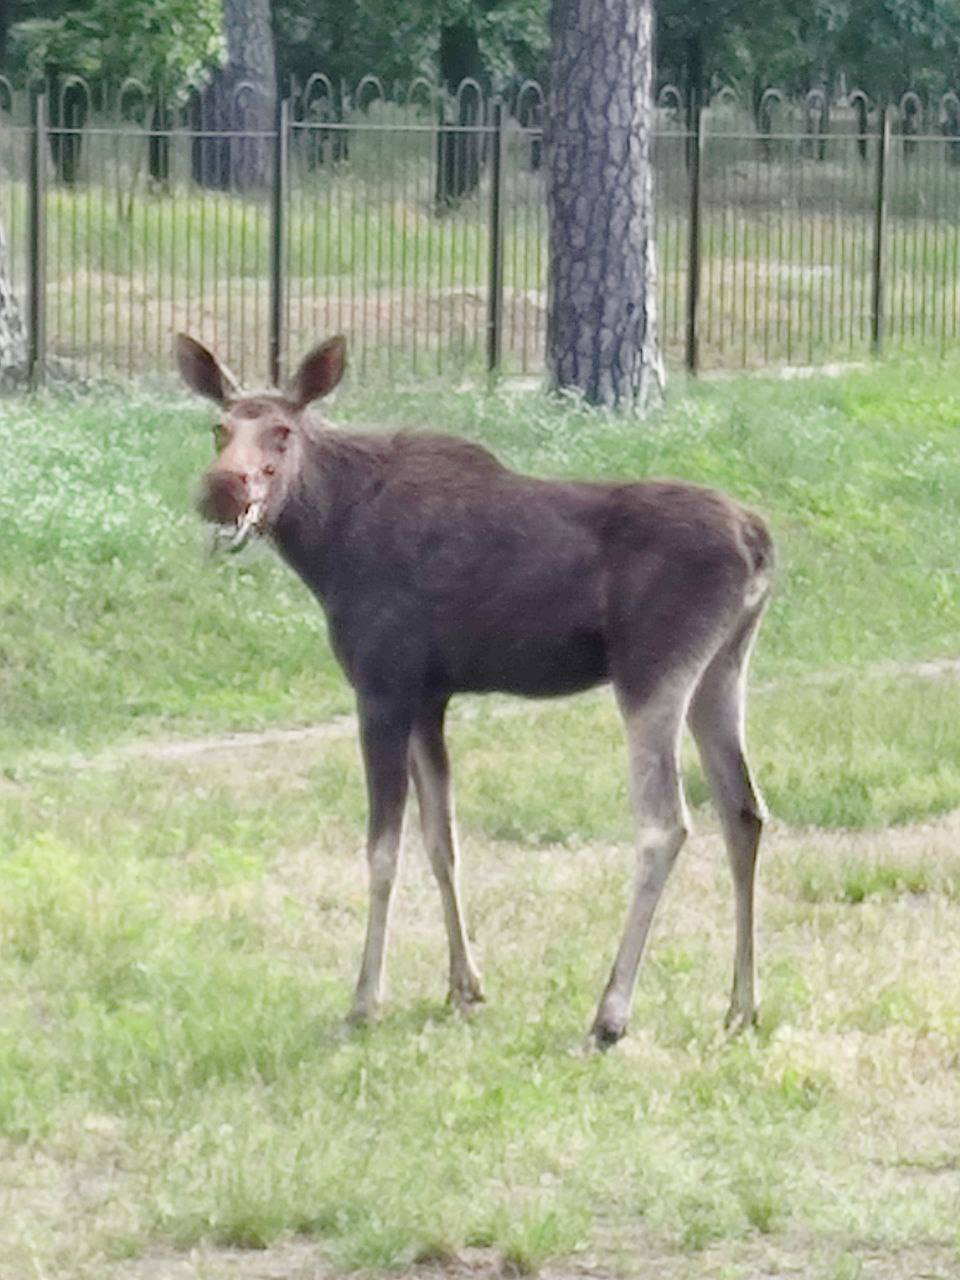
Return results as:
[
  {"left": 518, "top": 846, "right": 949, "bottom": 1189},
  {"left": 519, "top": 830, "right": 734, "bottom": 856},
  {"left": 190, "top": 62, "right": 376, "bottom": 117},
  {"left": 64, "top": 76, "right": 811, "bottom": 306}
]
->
[
  {"left": 759, "top": 87, "right": 784, "bottom": 112},
  {"left": 896, "top": 90, "right": 924, "bottom": 130},
  {"left": 401, "top": 76, "right": 441, "bottom": 116},
  {"left": 514, "top": 79, "right": 545, "bottom": 126},
  {"left": 353, "top": 74, "right": 387, "bottom": 114},
  {"left": 116, "top": 77, "right": 151, "bottom": 124},
  {"left": 297, "top": 72, "right": 336, "bottom": 121},
  {"left": 13, "top": 70, "right": 960, "bottom": 138},
  {"left": 233, "top": 79, "right": 272, "bottom": 114},
  {"left": 0, "top": 75, "right": 15, "bottom": 120},
  {"left": 846, "top": 89, "right": 872, "bottom": 112},
  {"left": 450, "top": 76, "right": 485, "bottom": 120},
  {"left": 656, "top": 83, "right": 684, "bottom": 123},
  {"left": 710, "top": 84, "right": 740, "bottom": 113},
  {"left": 54, "top": 74, "right": 92, "bottom": 124}
]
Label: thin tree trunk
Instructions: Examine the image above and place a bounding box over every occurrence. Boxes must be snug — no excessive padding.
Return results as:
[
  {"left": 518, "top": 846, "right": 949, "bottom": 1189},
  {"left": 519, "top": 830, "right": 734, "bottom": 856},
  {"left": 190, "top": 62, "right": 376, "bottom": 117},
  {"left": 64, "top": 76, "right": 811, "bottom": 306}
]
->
[
  {"left": 192, "top": 0, "right": 277, "bottom": 192},
  {"left": 0, "top": 221, "right": 28, "bottom": 388},
  {"left": 435, "top": 20, "right": 485, "bottom": 209},
  {"left": 546, "top": 0, "right": 664, "bottom": 411}
]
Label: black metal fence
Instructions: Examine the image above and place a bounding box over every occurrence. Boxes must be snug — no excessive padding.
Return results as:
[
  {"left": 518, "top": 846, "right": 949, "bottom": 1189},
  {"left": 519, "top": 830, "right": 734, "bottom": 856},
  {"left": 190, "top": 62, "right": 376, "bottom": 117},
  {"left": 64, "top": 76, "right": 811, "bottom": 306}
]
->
[{"left": 3, "top": 76, "right": 960, "bottom": 387}]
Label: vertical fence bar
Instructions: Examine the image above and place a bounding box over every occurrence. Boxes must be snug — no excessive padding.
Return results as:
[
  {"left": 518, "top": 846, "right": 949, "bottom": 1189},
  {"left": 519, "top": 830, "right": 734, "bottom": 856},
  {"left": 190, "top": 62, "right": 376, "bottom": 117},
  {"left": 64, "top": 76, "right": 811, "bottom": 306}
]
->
[
  {"left": 268, "top": 97, "right": 290, "bottom": 386},
  {"left": 685, "top": 94, "right": 702, "bottom": 374},
  {"left": 27, "top": 92, "right": 46, "bottom": 388},
  {"left": 486, "top": 100, "right": 505, "bottom": 379},
  {"left": 871, "top": 104, "right": 889, "bottom": 354}
]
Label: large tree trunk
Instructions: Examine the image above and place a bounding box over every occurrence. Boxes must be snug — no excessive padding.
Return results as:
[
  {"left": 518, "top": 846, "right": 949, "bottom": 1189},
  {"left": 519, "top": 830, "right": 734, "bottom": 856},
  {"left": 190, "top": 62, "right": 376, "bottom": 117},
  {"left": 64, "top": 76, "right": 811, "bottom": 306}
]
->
[
  {"left": 0, "top": 222, "right": 28, "bottom": 389},
  {"left": 192, "top": 0, "right": 277, "bottom": 192},
  {"left": 546, "top": 0, "right": 664, "bottom": 411}
]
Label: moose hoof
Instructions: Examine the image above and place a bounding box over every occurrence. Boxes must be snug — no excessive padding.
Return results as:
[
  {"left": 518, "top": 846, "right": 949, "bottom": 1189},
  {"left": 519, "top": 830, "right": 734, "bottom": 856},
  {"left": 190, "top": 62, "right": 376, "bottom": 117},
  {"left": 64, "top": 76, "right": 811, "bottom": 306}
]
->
[
  {"left": 588, "top": 1018, "right": 627, "bottom": 1052},
  {"left": 448, "top": 978, "right": 486, "bottom": 1015},
  {"left": 723, "top": 1004, "right": 758, "bottom": 1036},
  {"left": 346, "top": 998, "right": 382, "bottom": 1029}
]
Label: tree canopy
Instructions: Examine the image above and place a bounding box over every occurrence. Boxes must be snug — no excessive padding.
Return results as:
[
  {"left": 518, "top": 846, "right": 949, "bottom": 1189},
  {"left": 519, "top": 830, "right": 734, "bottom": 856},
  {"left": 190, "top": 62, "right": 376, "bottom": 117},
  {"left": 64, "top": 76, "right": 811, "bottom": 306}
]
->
[
  {"left": 4, "top": 0, "right": 960, "bottom": 105},
  {"left": 8, "top": 0, "right": 224, "bottom": 94}
]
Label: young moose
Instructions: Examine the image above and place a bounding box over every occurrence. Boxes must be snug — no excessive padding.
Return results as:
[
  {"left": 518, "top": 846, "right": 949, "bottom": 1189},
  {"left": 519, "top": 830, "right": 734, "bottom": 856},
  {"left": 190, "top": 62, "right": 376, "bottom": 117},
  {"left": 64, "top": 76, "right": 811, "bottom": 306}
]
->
[{"left": 177, "top": 334, "right": 774, "bottom": 1046}]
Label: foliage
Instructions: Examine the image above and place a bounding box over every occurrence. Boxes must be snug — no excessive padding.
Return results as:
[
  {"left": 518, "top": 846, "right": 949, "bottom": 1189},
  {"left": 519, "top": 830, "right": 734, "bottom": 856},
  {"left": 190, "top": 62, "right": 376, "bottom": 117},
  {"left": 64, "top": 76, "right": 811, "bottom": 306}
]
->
[
  {"left": 8, "top": 0, "right": 960, "bottom": 107},
  {"left": 656, "top": 0, "right": 960, "bottom": 100},
  {"left": 9, "top": 0, "right": 224, "bottom": 94},
  {"left": 272, "top": 0, "right": 548, "bottom": 99}
]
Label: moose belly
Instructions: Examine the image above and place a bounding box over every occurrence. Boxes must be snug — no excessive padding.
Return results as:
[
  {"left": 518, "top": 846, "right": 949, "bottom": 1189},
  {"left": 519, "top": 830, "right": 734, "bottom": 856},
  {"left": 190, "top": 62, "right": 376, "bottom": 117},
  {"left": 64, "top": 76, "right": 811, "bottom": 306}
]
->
[{"left": 444, "top": 625, "right": 609, "bottom": 697}]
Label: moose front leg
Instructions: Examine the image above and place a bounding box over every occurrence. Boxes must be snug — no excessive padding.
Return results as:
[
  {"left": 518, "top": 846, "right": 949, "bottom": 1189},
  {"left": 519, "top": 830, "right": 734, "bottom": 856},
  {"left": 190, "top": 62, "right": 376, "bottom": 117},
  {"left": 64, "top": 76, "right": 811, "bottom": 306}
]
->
[
  {"left": 349, "top": 696, "right": 413, "bottom": 1025},
  {"left": 409, "top": 701, "right": 484, "bottom": 1013}
]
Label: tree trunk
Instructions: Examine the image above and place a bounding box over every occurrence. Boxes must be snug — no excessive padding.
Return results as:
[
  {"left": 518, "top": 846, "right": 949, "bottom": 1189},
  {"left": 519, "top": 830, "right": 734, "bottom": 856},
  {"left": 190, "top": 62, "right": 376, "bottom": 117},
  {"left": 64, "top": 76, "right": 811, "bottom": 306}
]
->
[
  {"left": 435, "top": 20, "right": 486, "bottom": 209},
  {"left": 0, "top": 221, "right": 28, "bottom": 389},
  {"left": 192, "top": 0, "right": 277, "bottom": 192},
  {"left": 546, "top": 0, "right": 664, "bottom": 411},
  {"left": 48, "top": 77, "right": 87, "bottom": 186}
]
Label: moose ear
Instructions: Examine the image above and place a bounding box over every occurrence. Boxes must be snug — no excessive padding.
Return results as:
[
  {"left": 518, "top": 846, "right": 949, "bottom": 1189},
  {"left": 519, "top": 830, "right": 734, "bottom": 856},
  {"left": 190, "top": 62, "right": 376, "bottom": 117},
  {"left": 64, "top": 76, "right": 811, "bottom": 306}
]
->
[
  {"left": 287, "top": 336, "right": 346, "bottom": 409},
  {"left": 175, "top": 334, "right": 238, "bottom": 405}
]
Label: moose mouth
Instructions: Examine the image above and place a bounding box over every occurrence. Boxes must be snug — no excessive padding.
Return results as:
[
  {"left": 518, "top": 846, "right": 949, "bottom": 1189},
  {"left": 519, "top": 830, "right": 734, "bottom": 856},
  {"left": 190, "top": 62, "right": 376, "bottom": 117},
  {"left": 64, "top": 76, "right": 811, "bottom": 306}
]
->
[{"left": 208, "top": 498, "right": 266, "bottom": 555}]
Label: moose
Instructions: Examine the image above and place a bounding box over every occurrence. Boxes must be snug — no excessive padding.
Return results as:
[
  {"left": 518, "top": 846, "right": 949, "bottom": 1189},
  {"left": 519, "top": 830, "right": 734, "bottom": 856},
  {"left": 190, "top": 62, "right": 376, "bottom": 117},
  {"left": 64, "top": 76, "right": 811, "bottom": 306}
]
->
[{"left": 176, "top": 334, "right": 774, "bottom": 1047}]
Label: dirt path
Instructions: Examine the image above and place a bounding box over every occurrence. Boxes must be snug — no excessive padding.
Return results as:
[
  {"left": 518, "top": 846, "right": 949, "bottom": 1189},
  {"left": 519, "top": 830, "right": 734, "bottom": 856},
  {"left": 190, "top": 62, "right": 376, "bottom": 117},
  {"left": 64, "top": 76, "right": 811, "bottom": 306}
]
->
[{"left": 103, "top": 1240, "right": 960, "bottom": 1280}]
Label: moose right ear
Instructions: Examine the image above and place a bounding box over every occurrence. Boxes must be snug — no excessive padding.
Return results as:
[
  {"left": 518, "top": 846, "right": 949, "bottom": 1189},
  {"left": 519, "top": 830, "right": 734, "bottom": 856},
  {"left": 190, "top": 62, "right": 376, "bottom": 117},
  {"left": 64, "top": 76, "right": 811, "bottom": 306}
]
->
[{"left": 175, "top": 334, "right": 239, "bottom": 405}]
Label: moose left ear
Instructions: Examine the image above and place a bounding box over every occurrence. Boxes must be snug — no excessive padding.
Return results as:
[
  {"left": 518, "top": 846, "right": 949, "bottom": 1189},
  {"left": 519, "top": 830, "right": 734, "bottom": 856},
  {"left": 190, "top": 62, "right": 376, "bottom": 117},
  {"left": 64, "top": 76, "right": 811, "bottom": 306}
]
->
[{"left": 286, "top": 336, "right": 347, "bottom": 409}]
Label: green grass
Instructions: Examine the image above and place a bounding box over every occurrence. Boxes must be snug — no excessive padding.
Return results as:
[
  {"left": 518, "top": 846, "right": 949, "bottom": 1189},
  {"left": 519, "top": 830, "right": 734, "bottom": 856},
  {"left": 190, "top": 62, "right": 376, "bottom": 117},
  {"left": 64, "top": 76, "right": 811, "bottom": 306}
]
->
[
  {"left": 6, "top": 356, "right": 960, "bottom": 768},
  {"left": 1, "top": 745, "right": 959, "bottom": 1277},
  {"left": 3, "top": 361, "right": 960, "bottom": 1277}
]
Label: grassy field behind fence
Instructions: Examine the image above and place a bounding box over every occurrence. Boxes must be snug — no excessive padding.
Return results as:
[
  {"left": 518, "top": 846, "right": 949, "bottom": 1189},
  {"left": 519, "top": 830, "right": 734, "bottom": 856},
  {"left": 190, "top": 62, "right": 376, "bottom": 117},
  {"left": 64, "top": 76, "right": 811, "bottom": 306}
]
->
[
  {"left": 2, "top": 362, "right": 960, "bottom": 1277},
  {"left": 5, "top": 112, "right": 960, "bottom": 382}
]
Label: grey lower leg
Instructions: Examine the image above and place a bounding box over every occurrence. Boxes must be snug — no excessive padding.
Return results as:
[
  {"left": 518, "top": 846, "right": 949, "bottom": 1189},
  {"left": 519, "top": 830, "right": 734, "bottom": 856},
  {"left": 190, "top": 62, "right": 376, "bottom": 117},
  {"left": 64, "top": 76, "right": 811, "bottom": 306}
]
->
[
  {"left": 350, "top": 698, "right": 412, "bottom": 1024},
  {"left": 591, "top": 700, "right": 689, "bottom": 1046},
  {"left": 351, "top": 821, "right": 405, "bottom": 1022},
  {"left": 410, "top": 716, "right": 483, "bottom": 1009},
  {"left": 689, "top": 652, "right": 765, "bottom": 1031}
]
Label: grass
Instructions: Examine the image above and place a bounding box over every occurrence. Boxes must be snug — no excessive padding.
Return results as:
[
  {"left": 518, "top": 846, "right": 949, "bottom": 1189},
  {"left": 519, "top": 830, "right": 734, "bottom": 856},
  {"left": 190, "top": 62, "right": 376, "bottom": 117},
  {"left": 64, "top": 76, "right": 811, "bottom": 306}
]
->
[{"left": 2, "top": 360, "right": 960, "bottom": 1277}]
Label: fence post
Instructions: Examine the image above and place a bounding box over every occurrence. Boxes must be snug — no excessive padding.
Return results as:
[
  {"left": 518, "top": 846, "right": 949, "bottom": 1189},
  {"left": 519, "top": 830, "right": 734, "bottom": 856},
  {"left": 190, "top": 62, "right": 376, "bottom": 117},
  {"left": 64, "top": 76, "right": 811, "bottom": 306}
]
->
[
  {"left": 685, "top": 93, "right": 703, "bottom": 375},
  {"left": 486, "top": 99, "right": 505, "bottom": 381},
  {"left": 27, "top": 92, "right": 46, "bottom": 389},
  {"left": 268, "top": 96, "right": 290, "bottom": 387},
  {"left": 870, "top": 104, "right": 889, "bottom": 355}
]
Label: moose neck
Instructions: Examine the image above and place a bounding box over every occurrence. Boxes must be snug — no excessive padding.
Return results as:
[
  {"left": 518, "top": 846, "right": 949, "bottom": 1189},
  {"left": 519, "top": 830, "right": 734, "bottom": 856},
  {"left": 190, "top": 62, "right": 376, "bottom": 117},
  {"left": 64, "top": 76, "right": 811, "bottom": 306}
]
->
[{"left": 269, "top": 427, "right": 383, "bottom": 598}]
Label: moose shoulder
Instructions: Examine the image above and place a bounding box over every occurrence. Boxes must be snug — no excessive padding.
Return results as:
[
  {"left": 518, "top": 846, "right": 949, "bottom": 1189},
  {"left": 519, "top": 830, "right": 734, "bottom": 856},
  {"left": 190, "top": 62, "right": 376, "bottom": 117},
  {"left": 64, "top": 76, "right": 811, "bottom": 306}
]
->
[{"left": 177, "top": 333, "right": 774, "bottom": 1048}]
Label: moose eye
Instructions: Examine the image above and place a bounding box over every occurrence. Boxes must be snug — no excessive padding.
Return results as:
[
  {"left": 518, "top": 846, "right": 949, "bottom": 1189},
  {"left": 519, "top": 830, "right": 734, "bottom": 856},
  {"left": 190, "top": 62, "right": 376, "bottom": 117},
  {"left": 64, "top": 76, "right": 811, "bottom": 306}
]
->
[
  {"left": 212, "top": 422, "right": 230, "bottom": 450},
  {"left": 270, "top": 424, "right": 291, "bottom": 450}
]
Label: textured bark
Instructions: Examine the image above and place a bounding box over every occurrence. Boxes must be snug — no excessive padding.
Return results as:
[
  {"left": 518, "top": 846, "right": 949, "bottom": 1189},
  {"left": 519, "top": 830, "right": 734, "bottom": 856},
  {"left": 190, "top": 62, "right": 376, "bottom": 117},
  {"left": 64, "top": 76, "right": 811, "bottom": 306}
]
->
[
  {"left": 0, "top": 221, "right": 28, "bottom": 389},
  {"left": 192, "top": 0, "right": 277, "bottom": 192},
  {"left": 546, "top": 0, "right": 664, "bottom": 411}
]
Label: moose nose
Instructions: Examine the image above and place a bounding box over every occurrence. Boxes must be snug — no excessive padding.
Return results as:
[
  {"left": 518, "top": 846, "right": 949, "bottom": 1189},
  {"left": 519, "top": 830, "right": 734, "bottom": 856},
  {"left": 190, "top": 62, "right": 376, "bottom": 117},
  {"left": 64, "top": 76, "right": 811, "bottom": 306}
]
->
[{"left": 197, "top": 469, "right": 248, "bottom": 524}]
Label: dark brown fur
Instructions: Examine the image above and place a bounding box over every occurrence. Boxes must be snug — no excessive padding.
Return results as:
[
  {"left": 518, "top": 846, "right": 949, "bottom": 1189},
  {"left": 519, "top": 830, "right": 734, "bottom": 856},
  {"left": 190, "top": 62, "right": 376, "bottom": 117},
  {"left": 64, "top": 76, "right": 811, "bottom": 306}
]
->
[{"left": 177, "top": 334, "right": 774, "bottom": 1045}]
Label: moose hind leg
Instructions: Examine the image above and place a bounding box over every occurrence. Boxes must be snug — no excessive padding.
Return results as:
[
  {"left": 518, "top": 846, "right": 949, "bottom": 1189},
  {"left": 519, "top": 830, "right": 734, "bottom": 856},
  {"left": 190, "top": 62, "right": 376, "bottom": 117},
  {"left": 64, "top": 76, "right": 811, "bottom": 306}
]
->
[
  {"left": 591, "top": 692, "right": 690, "bottom": 1048},
  {"left": 409, "top": 703, "right": 484, "bottom": 1012},
  {"left": 688, "top": 617, "right": 766, "bottom": 1032}
]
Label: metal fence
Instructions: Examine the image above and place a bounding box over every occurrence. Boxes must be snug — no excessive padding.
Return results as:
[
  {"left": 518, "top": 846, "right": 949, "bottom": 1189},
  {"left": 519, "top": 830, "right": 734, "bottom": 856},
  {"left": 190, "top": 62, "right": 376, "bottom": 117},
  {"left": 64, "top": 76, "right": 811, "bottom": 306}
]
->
[{"left": 3, "top": 76, "right": 960, "bottom": 387}]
